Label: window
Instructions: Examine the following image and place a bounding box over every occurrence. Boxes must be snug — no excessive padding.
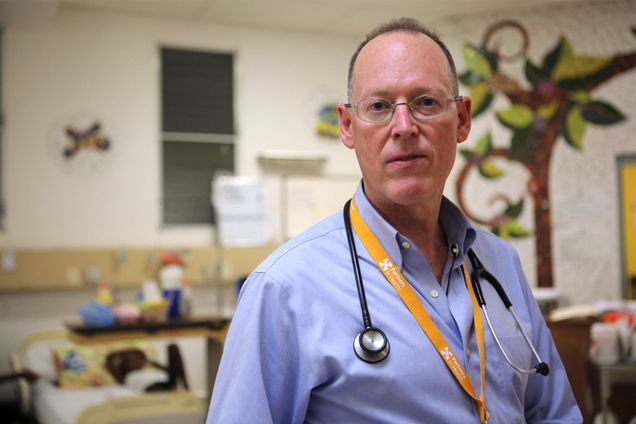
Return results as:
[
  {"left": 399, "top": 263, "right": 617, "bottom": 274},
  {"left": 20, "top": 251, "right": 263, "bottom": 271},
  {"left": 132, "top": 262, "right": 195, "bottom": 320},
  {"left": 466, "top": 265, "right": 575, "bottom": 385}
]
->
[{"left": 161, "top": 47, "right": 235, "bottom": 225}]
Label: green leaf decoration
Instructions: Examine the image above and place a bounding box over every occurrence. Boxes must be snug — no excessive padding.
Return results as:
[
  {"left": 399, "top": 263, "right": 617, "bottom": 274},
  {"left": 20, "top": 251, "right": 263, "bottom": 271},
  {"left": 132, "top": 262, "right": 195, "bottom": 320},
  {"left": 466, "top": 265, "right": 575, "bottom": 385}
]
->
[
  {"left": 562, "top": 106, "right": 587, "bottom": 149},
  {"left": 492, "top": 218, "right": 531, "bottom": 239},
  {"left": 470, "top": 81, "right": 494, "bottom": 117},
  {"left": 557, "top": 61, "right": 622, "bottom": 92},
  {"left": 504, "top": 198, "right": 525, "bottom": 219},
  {"left": 551, "top": 38, "right": 613, "bottom": 82},
  {"left": 537, "top": 100, "right": 560, "bottom": 120},
  {"left": 459, "top": 132, "right": 492, "bottom": 162},
  {"left": 581, "top": 101, "right": 625, "bottom": 125},
  {"left": 459, "top": 70, "right": 481, "bottom": 86},
  {"left": 473, "top": 132, "right": 493, "bottom": 156},
  {"left": 478, "top": 158, "right": 504, "bottom": 179},
  {"left": 507, "top": 219, "right": 531, "bottom": 238},
  {"left": 491, "top": 223, "right": 506, "bottom": 239},
  {"left": 492, "top": 225, "right": 507, "bottom": 239},
  {"left": 524, "top": 60, "right": 547, "bottom": 86},
  {"left": 569, "top": 89, "right": 591, "bottom": 104},
  {"left": 463, "top": 44, "right": 494, "bottom": 79},
  {"left": 542, "top": 37, "right": 566, "bottom": 75},
  {"left": 459, "top": 148, "right": 477, "bottom": 161},
  {"left": 509, "top": 126, "right": 538, "bottom": 161},
  {"left": 496, "top": 105, "right": 534, "bottom": 129}
]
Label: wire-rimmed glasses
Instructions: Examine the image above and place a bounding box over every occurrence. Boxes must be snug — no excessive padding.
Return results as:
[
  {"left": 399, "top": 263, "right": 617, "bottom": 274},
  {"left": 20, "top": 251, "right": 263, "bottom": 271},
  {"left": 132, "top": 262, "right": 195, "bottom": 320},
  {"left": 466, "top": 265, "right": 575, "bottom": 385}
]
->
[{"left": 345, "top": 94, "right": 463, "bottom": 124}]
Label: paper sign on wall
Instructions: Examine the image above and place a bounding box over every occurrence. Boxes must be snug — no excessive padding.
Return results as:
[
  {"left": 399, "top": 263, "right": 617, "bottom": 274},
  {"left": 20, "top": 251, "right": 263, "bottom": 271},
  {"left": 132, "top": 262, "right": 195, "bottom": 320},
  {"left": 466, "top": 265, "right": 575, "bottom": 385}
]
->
[{"left": 212, "top": 176, "right": 270, "bottom": 247}]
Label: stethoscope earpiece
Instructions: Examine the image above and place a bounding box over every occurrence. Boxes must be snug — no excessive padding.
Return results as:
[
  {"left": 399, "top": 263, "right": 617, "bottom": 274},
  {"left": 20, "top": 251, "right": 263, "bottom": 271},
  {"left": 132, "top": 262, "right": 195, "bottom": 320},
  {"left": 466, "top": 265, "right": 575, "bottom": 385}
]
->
[{"left": 353, "top": 327, "right": 390, "bottom": 363}]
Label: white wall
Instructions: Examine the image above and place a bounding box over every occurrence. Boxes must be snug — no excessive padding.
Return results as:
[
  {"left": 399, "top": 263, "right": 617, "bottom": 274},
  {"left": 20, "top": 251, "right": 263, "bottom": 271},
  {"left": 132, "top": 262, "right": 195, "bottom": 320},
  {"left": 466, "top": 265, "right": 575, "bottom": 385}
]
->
[{"left": 0, "top": 7, "right": 360, "bottom": 249}]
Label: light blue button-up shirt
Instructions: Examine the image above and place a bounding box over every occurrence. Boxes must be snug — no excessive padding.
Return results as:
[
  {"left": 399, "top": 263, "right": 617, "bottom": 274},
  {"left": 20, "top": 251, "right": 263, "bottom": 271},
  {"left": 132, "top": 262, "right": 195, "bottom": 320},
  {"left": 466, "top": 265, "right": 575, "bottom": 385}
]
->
[{"left": 207, "top": 185, "right": 582, "bottom": 423}]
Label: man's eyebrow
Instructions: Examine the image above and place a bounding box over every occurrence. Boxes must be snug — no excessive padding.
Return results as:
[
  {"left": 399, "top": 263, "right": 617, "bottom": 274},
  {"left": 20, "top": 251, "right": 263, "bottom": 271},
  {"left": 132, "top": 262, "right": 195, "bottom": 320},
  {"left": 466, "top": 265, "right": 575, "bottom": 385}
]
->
[{"left": 358, "top": 86, "right": 450, "bottom": 100}]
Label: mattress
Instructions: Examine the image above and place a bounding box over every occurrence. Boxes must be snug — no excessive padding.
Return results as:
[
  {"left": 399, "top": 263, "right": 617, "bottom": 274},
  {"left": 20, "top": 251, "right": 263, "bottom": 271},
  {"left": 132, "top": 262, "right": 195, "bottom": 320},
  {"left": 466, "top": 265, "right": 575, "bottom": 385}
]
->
[{"left": 33, "top": 381, "right": 139, "bottom": 424}]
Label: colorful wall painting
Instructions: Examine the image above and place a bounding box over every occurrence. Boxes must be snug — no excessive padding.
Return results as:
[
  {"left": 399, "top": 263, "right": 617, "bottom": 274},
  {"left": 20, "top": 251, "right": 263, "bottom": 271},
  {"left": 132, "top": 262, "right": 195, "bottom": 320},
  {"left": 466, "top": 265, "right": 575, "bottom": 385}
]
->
[
  {"left": 456, "top": 20, "right": 636, "bottom": 287},
  {"left": 315, "top": 102, "right": 340, "bottom": 141}
]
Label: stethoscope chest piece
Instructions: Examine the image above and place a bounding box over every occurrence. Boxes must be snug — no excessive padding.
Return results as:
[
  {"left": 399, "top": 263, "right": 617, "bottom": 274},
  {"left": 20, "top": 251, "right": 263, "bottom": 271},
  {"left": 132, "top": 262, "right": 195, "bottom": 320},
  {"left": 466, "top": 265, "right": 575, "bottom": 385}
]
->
[{"left": 353, "top": 327, "right": 390, "bottom": 363}]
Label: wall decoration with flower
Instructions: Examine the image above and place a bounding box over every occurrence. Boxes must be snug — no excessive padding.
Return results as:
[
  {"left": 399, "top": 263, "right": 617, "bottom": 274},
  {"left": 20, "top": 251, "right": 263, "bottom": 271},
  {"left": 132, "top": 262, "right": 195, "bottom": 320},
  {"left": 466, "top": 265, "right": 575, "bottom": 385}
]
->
[
  {"left": 48, "top": 115, "right": 114, "bottom": 177},
  {"left": 456, "top": 20, "right": 636, "bottom": 287}
]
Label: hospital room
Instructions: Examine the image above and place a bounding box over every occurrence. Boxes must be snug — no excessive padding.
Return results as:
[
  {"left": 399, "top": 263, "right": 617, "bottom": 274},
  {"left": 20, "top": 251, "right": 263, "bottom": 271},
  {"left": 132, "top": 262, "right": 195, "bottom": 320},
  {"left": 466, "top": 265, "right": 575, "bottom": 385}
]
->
[{"left": 0, "top": 0, "right": 634, "bottom": 422}]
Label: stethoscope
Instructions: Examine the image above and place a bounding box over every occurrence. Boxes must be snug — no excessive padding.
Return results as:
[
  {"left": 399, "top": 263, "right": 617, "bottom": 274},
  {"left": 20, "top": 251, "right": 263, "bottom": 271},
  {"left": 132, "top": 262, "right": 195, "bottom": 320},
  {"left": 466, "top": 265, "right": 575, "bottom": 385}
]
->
[{"left": 343, "top": 200, "right": 549, "bottom": 376}]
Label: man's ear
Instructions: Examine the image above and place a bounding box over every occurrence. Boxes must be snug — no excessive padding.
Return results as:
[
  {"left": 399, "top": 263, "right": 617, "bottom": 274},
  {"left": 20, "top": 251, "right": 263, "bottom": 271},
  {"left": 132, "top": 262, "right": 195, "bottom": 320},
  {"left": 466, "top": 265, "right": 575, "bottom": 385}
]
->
[
  {"left": 337, "top": 103, "right": 355, "bottom": 149},
  {"left": 456, "top": 96, "right": 472, "bottom": 144}
]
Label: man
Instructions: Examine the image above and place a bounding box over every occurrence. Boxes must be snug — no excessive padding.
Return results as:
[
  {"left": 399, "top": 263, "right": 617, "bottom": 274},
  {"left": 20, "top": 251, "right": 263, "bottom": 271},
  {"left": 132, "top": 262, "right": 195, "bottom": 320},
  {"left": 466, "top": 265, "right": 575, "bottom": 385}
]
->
[{"left": 207, "top": 18, "right": 581, "bottom": 423}]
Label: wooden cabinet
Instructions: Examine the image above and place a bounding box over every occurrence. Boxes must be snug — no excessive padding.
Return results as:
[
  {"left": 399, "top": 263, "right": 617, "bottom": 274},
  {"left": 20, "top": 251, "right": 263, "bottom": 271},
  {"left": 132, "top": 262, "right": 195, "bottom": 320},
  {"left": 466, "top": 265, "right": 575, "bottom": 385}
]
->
[
  {"left": 548, "top": 317, "right": 596, "bottom": 420},
  {"left": 548, "top": 317, "right": 636, "bottom": 423}
]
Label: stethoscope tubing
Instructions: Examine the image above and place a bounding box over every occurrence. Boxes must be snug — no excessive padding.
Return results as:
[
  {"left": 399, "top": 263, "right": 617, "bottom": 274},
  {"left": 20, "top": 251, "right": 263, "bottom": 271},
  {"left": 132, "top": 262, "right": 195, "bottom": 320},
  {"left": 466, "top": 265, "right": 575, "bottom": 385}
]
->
[
  {"left": 468, "top": 250, "right": 549, "bottom": 376},
  {"left": 481, "top": 304, "right": 547, "bottom": 375},
  {"left": 343, "top": 199, "right": 373, "bottom": 330},
  {"left": 344, "top": 200, "right": 391, "bottom": 363}
]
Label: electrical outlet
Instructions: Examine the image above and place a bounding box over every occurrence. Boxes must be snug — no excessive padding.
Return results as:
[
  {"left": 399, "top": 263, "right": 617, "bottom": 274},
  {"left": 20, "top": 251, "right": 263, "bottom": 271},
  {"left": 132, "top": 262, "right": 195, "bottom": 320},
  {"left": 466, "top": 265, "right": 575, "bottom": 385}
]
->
[
  {"left": 1, "top": 250, "right": 16, "bottom": 272},
  {"left": 114, "top": 248, "right": 127, "bottom": 265},
  {"left": 67, "top": 267, "right": 81, "bottom": 285},
  {"left": 84, "top": 266, "right": 101, "bottom": 285}
]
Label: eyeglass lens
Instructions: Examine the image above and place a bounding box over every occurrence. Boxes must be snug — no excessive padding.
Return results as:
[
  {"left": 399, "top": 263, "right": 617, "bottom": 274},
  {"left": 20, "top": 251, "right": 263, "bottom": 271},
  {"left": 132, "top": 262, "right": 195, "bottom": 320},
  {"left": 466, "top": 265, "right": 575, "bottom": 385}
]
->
[{"left": 354, "top": 95, "right": 459, "bottom": 123}]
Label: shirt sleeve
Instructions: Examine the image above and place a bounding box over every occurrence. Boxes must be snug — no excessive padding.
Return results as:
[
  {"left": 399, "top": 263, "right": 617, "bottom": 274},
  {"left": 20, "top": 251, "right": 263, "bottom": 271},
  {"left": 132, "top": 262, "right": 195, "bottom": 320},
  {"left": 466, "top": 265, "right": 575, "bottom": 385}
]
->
[
  {"left": 206, "top": 271, "right": 311, "bottom": 424},
  {"left": 508, "top": 250, "right": 583, "bottom": 424}
]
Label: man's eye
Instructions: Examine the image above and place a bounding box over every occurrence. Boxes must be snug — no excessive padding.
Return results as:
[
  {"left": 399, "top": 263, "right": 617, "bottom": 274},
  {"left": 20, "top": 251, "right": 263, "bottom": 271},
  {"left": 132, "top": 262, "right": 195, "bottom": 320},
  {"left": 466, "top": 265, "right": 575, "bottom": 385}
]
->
[
  {"left": 413, "top": 96, "right": 441, "bottom": 108},
  {"left": 367, "top": 101, "right": 390, "bottom": 113}
]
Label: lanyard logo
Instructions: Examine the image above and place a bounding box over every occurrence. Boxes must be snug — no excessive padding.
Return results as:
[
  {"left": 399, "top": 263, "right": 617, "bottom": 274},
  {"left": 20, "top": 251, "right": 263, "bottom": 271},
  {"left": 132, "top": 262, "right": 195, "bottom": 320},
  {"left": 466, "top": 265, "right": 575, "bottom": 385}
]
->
[
  {"left": 440, "top": 346, "right": 454, "bottom": 361},
  {"left": 378, "top": 258, "right": 392, "bottom": 271}
]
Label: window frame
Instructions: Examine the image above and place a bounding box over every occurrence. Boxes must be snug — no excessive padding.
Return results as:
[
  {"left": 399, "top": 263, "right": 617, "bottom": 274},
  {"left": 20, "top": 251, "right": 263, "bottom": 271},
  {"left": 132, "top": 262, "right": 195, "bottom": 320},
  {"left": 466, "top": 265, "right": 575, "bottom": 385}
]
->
[{"left": 159, "top": 45, "right": 237, "bottom": 226}]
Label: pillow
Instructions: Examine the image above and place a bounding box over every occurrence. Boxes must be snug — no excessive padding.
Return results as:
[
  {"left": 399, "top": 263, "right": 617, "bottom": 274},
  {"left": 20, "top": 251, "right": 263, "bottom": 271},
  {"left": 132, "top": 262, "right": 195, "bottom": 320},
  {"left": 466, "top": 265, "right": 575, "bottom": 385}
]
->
[
  {"left": 51, "top": 342, "right": 157, "bottom": 389},
  {"left": 22, "top": 339, "right": 70, "bottom": 383}
]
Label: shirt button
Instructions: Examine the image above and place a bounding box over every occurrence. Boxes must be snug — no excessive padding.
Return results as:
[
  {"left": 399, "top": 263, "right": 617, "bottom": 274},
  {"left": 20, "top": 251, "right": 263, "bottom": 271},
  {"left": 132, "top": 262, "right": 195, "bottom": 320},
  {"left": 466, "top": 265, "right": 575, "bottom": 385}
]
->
[
  {"left": 430, "top": 289, "right": 439, "bottom": 298},
  {"left": 401, "top": 241, "right": 411, "bottom": 249},
  {"left": 466, "top": 347, "right": 471, "bottom": 358}
]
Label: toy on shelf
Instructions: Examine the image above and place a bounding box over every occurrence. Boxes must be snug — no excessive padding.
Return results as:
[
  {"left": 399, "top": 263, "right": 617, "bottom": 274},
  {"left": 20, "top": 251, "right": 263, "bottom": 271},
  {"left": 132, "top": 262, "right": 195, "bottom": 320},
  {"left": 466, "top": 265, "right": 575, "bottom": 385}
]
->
[
  {"left": 96, "top": 281, "right": 113, "bottom": 305},
  {"left": 159, "top": 253, "right": 186, "bottom": 319}
]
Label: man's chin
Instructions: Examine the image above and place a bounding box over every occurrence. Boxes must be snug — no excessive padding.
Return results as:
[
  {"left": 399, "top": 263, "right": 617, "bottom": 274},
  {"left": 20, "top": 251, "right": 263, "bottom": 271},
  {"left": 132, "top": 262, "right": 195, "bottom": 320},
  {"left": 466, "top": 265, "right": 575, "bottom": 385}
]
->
[{"left": 385, "top": 179, "right": 438, "bottom": 205}]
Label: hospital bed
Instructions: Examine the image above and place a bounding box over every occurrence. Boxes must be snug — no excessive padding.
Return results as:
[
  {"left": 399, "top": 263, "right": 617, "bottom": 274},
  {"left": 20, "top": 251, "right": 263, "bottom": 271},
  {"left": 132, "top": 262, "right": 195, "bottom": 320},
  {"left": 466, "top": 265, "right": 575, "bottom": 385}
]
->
[{"left": 11, "top": 330, "right": 208, "bottom": 424}]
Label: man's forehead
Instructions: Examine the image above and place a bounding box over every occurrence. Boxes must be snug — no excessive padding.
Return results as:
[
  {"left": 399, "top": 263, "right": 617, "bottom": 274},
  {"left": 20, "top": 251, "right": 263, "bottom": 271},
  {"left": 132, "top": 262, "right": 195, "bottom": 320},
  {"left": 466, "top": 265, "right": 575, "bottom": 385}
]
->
[
  {"left": 356, "top": 30, "right": 443, "bottom": 65},
  {"left": 352, "top": 30, "right": 452, "bottom": 94}
]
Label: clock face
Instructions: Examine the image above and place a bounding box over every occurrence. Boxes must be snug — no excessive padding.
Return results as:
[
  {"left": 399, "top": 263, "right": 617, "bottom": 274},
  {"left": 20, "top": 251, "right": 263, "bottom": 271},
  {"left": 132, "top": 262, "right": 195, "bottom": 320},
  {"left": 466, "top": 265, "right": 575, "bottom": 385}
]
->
[{"left": 48, "top": 114, "right": 114, "bottom": 177}]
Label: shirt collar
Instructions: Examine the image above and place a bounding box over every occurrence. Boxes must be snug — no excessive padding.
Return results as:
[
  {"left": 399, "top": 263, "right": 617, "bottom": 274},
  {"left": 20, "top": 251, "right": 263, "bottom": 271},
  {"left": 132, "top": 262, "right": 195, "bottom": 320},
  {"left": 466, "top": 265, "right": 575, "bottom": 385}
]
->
[{"left": 352, "top": 183, "right": 476, "bottom": 268}]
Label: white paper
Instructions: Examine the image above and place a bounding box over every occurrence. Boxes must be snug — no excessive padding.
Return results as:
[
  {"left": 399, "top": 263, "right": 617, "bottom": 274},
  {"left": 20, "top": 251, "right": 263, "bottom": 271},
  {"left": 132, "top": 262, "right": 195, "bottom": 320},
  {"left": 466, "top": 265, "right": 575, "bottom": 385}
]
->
[
  {"left": 212, "top": 176, "right": 270, "bottom": 247},
  {"left": 285, "top": 176, "right": 360, "bottom": 238}
]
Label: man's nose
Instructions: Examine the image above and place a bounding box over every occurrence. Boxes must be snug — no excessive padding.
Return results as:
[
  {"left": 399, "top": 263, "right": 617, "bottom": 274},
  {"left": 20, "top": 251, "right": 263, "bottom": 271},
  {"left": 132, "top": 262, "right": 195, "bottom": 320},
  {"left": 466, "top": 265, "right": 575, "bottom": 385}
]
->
[{"left": 391, "top": 103, "right": 418, "bottom": 139}]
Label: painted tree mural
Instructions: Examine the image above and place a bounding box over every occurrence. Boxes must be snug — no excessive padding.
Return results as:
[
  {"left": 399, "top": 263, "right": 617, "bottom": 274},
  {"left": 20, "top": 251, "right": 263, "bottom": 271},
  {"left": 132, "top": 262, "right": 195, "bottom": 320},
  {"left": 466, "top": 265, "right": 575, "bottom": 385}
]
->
[{"left": 456, "top": 21, "right": 636, "bottom": 287}]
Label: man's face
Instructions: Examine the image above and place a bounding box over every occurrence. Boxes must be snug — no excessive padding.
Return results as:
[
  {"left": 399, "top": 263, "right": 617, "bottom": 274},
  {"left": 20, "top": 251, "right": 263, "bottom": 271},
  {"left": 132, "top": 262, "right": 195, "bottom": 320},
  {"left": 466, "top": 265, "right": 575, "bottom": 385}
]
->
[{"left": 338, "top": 31, "right": 471, "bottom": 211}]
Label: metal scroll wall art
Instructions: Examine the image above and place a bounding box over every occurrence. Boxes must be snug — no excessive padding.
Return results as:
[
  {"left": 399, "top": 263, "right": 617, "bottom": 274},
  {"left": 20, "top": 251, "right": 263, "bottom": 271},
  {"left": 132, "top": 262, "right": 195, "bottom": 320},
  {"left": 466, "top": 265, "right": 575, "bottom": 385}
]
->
[
  {"left": 63, "top": 121, "right": 110, "bottom": 158},
  {"left": 456, "top": 20, "right": 636, "bottom": 287}
]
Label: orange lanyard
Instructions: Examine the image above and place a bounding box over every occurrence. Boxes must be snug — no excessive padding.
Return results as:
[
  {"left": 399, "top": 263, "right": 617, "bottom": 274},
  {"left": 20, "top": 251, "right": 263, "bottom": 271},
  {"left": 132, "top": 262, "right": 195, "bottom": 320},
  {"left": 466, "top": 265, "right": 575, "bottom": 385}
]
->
[{"left": 349, "top": 199, "right": 488, "bottom": 423}]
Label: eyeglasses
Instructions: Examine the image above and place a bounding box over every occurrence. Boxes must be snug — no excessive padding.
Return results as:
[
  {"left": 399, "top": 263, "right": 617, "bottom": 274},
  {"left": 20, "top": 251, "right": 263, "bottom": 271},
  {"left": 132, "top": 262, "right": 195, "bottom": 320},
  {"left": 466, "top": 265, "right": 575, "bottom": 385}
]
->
[{"left": 345, "top": 94, "right": 463, "bottom": 124}]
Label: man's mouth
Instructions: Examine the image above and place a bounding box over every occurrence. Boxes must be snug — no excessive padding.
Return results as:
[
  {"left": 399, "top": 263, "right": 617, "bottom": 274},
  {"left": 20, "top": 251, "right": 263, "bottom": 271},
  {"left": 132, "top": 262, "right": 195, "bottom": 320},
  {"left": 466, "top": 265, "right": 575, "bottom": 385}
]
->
[
  {"left": 388, "top": 153, "right": 426, "bottom": 163},
  {"left": 393, "top": 154, "right": 421, "bottom": 162}
]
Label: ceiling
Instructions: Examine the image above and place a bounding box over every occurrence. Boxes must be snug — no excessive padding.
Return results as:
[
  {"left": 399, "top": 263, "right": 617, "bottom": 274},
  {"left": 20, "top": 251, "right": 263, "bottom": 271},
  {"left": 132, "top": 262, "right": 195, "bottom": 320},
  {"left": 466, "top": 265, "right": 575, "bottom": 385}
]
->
[{"left": 0, "top": 0, "right": 619, "bottom": 36}]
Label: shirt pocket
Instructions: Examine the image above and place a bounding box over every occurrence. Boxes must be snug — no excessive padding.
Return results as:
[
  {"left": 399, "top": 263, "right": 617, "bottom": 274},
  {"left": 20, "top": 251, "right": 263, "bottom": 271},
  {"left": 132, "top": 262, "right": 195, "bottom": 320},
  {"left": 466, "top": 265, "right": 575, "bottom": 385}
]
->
[
  {"left": 491, "top": 330, "right": 533, "bottom": 406},
  {"left": 480, "top": 285, "right": 534, "bottom": 394}
]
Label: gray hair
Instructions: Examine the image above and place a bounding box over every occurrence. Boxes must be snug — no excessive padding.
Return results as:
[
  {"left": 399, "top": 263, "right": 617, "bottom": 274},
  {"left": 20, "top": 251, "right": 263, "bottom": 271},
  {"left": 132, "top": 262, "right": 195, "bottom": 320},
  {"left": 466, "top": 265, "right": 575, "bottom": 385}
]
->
[{"left": 346, "top": 17, "right": 459, "bottom": 101}]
